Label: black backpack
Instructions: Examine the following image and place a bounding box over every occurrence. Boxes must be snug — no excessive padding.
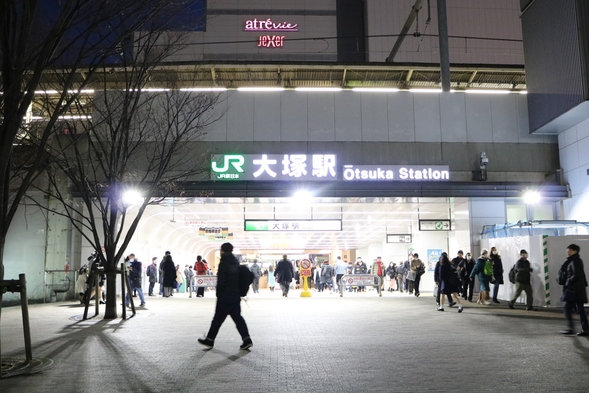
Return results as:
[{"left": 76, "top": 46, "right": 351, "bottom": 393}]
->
[
  {"left": 508, "top": 265, "right": 516, "bottom": 284},
  {"left": 238, "top": 265, "right": 254, "bottom": 297}
]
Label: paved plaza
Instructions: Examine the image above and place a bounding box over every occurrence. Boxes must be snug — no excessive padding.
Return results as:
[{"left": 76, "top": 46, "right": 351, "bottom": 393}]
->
[{"left": 1, "top": 289, "right": 588, "bottom": 392}]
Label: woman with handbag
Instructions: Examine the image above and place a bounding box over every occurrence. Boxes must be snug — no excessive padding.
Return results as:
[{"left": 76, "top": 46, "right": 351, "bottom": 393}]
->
[{"left": 559, "top": 244, "right": 589, "bottom": 336}]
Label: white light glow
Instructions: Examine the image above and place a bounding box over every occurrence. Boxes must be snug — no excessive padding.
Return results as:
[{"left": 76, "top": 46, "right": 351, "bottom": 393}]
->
[
  {"left": 352, "top": 87, "right": 400, "bottom": 93},
  {"left": 293, "top": 190, "right": 313, "bottom": 203},
  {"left": 142, "top": 88, "right": 170, "bottom": 92},
  {"left": 294, "top": 87, "right": 342, "bottom": 92},
  {"left": 34, "top": 90, "right": 59, "bottom": 95},
  {"left": 180, "top": 87, "right": 228, "bottom": 92},
  {"left": 58, "top": 115, "right": 92, "bottom": 120},
  {"left": 237, "top": 87, "right": 285, "bottom": 92},
  {"left": 519, "top": 91, "right": 528, "bottom": 94},
  {"left": 409, "top": 88, "right": 442, "bottom": 93},
  {"left": 122, "top": 190, "right": 144, "bottom": 206},
  {"left": 523, "top": 190, "right": 541, "bottom": 204},
  {"left": 465, "top": 89, "right": 511, "bottom": 95}
]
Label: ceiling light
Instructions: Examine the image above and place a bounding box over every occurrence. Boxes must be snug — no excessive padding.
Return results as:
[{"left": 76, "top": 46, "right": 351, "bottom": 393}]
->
[
  {"left": 294, "top": 87, "right": 342, "bottom": 92},
  {"left": 523, "top": 190, "right": 541, "bottom": 204},
  {"left": 352, "top": 87, "right": 400, "bottom": 92},
  {"left": 237, "top": 87, "right": 285, "bottom": 92},
  {"left": 465, "top": 89, "right": 511, "bottom": 94},
  {"left": 180, "top": 87, "right": 228, "bottom": 92}
]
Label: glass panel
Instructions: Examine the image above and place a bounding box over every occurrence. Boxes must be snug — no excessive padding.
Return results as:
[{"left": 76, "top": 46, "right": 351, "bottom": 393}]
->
[
  {"left": 533, "top": 204, "right": 554, "bottom": 220},
  {"left": 506, "top": 204, "right": 527, "bottom": 222}
]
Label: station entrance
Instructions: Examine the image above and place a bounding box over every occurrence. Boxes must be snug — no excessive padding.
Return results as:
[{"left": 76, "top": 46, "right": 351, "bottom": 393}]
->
[{"left": 121, "top": 196, "right": 470, "bottom": 291}]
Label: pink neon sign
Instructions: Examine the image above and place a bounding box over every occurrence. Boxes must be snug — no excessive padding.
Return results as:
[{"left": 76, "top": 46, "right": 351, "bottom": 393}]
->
[
  {"left": 258, "top": 36, "right": 285, "bottom": 48},
  {"left": 244, "top": 18, "right": 298, "bottom": 32}
]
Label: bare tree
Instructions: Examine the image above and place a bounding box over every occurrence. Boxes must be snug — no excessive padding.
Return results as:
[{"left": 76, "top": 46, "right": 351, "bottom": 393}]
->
[
  {"left": 0, "top": 0, "right": 209, "bottom": 351},
  {"left": 26, "top": 31, "right": 220, "bottom": 318}
]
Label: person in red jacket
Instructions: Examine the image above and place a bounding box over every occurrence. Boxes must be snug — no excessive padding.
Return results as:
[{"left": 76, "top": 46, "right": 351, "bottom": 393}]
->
[{"left": 194, "top": 255, "right": 208, "bottom": 297}]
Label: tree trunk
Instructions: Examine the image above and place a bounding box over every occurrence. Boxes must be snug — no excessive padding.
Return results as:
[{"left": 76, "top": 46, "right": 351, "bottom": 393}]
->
[
  {"left": 0, "top": 236, "right": 5, "bottom": 361},
  {"left": 104, "top": 271, "right": 118, "bottom": 319}
]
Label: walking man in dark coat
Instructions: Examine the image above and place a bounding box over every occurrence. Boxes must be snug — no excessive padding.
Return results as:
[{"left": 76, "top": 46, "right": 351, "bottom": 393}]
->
[
  {"left": 162, "top": 251, "right": 176, "bottom": 298},
  {"left": 275, "top": 254, "right": 295, "bottom": 297},
  {"left": 198, "top": 243, "right": 252, "bottom": 350},
  {"left": 559, "top": 244, "right": 589, "bottom": 336}
]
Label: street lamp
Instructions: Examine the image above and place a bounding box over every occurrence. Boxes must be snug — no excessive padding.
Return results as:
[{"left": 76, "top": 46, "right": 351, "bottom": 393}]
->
[{"left": 122, "top": 190, "right": 143, "bottom": 206}]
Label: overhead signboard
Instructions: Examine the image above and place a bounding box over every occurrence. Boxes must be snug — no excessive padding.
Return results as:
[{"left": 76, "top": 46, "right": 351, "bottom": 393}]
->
[
  {"left": 419, "top": 220, "right": 451, "bottom": 231},
  {"left": 342, "top": 165, "right": 450, "bottom": 181},
  {"left": 244, "top": 220, "right": 342, "bottom": 231},
  {"left": 386, "top": 234, "right": 412, "bottom": 243},
  {"left": 211, "top": 154, "right": 337, "bottom": 181}
]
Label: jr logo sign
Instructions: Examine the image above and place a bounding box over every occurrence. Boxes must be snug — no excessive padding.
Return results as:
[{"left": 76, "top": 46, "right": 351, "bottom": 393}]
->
[{"left": 211, "top": 155, "right": 245, "bottom": 174}]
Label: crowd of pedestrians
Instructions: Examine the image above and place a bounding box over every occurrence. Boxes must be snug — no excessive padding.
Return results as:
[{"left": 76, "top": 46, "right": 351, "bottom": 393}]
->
[{"left": 108, "top": 242, "right": 589, "bottom": 339}]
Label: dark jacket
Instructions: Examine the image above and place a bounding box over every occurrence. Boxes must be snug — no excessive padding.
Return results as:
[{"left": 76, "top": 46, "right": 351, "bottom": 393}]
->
[
  {"left": 129, "top": 260, "right": 142, "bottom": 288},
  {"left": 250, "top": 263, "right": 262, "bottom": 278},
  {"left": 162, "top": 255, "right": 176, "bottom": 287},
  {"left": 491, "top": 254, "right": 504, "bottom": 285},
  {"left": 146, "top": 263, "right": 158, "bottom": 283},
  {"left": 320, "top": 264, "right": 334, "bottom": 283},
  {"left": 275, "top": 258, "right": 294, "bottom": 284},
  {"left": 216, "top": 252, "right": 240, "bottom": 297},
  {"left": 563, "top": 253, "right": 588, "bottom": 304},
  {"left": 386, "top": 264, "right": 396, "bottom": 278},
  {"left": 354, "top": 262, "right": 367, "bottom": 274},
  {"left": 514, "top": 258, "right": 532, "bottom": 284},
  {"left": 470, "top": 257, "right": 487, "bottom": 280}
]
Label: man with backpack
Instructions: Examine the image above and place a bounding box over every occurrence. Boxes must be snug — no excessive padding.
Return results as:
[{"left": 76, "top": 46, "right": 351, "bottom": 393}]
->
[
  {"left": 249, "top": 259, "right": 262, "bottom": 293},
  {"left": 507, "top": 249, "right": 536, "bottom": 311},
  {"left": 198, "top": 242, "right": 253, "bottom": 350}
]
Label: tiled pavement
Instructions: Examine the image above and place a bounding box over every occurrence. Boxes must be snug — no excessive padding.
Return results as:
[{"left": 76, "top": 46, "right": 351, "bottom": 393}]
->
[{"left": 1, "top": 289, "right": 588, "bottom": 392}]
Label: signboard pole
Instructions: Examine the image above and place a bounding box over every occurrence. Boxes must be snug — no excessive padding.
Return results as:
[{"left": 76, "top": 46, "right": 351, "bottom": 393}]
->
[{"left": 299, "top": 259, "right": 312, "bottom": 298}]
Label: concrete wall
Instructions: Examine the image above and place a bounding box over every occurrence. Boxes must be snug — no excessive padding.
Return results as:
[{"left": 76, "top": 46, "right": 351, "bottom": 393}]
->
[
  {"left": 199, "top": 90, "right": 558, "bottom": 180},
  {"left": 366, "top": 0, "right": 524, "bottom": 64},
  {"left": 558, "top": 117, "right": 589, "bottom": 222}
]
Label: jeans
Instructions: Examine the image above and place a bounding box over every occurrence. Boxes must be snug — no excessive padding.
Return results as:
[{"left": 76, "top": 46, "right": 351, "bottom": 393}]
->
[
  {"left": 206, "top": 296, "right": 250, "bottom": 340},
  {"left": 492, "top": 282, "right": 501, "bottom": 301},
  {"left": 197, "top": 287, "right": 205, "bottom": 297},
  {"left": 148, "top": 282, "right": 155, "bottom": 296},
  {"left": 252, "top": 277, "right": 260, "bottom": 293},
  {"left": 564, "top": 300, "right": 589, "bottom": 332},
  {"left": 126, "top": 286, "right": 145, "bottom": 305}
]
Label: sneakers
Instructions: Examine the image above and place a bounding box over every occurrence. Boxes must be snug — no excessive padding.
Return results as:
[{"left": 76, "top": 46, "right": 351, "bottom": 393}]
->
[
  {"left": 577, "top": 331, "right": 589, "bottom": 336},
  {"left": 483, "top": 300, "right": 492, "bottom": 305},
  {"left": 197, "top": 338, "right": 214, "bottom": 348},
  {"left": 560, "top": 329, "right": 574, "bottom": 335},
  {"left": 492, "top": 299, "right": 500, "bottom": 304},
  {"left": 458, "top": 306, "right": 464, "bottom": 313},
  {"left": 526, "top": 307, "right": 537, "bottom": 311},
  {"left": 437, "top": 307, "right": 444, "bottom": 312},
  {"left": 240, "top": 338, "right": 253, "bottom": 350},
  {"left": 449, "top": 301, "right": 456, "bottom": 307}
]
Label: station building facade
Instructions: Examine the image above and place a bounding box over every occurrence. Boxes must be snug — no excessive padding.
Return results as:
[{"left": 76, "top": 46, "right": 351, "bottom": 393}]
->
[{"left": 4, "top": 0, "right": 581, "bottom": 304}]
